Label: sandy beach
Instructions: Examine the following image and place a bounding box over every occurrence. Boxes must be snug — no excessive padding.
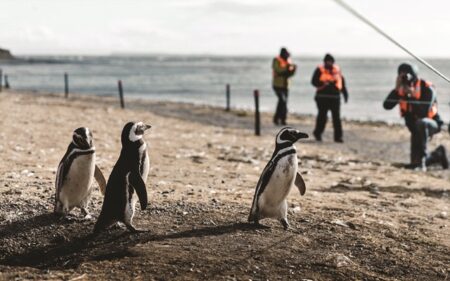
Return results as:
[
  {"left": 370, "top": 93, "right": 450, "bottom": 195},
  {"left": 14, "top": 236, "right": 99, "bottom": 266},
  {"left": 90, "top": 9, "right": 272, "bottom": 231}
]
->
[{"left": 0, "top": 90, "right": 449, "bottom": 280}]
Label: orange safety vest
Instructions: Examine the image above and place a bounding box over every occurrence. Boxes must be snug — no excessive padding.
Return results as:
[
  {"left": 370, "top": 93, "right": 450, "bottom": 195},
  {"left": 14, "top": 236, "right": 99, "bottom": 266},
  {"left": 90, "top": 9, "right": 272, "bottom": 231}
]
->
[
  {"left": 318, "top": 64, "right": 343, "bottom": 91},
  {"left": 273, "top": 56, "right": 292, "bottom": 76},
  {"left": 398, "top": 79, "right": 437, "bottom": 118},
  {"left": 276, "top": 56, "right": 288, "bottom": 67}
]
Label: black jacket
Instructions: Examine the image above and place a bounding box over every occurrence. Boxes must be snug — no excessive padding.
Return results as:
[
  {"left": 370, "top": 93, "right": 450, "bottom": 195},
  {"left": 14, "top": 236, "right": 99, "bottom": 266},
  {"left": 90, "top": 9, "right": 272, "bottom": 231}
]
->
[
  {"left": 383, "top": 79, "right": 443, "bottom": 131},
  {"left": 311, "top": 66, "right": 348, "bottom": 101}
]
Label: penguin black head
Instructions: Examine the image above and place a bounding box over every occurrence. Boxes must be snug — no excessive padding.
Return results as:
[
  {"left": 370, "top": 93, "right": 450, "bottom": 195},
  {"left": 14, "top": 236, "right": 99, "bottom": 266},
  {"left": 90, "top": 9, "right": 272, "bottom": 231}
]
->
[
  {"left": 121, "top": 121, "right": 152, "bottom": 145},
  {"left": 276, "top": 127, "right": 308, "bottom": 146},
  {"left": 72, "top": 127, "right": 93, "bottom": 149}
]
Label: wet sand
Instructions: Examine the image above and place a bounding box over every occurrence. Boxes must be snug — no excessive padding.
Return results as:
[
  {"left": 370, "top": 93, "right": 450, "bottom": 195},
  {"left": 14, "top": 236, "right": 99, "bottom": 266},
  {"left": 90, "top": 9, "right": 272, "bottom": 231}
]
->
[{"left": 0, "top": 90, "right": 449, "bottom": 280}]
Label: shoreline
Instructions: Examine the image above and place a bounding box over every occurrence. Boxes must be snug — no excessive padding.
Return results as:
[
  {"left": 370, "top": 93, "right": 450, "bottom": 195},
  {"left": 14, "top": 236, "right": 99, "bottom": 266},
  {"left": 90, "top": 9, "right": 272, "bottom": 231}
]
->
[
  {"left": 7, "top": 89, "right": 406, "bottom": 128},
  {"left": 3, "top": 54, "right": 450, "bottom": 125}
]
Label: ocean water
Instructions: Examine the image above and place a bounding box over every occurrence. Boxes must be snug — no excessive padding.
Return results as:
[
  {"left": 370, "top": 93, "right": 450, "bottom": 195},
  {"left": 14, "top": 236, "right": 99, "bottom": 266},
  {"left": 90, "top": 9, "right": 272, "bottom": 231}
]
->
[{"left": 1, "top": 55, "right": 450, "bottom": 123}]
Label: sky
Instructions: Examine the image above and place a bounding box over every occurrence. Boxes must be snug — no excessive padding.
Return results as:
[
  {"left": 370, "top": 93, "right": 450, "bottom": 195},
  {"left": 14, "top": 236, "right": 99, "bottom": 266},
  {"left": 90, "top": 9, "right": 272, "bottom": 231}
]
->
[{"left": 1, "top": 0, "right": 450, "bottom": 57}]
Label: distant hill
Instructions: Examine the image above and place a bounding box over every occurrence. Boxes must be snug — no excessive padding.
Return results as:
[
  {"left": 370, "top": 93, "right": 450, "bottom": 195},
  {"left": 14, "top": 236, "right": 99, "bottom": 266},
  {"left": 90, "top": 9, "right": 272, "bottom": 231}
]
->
[{"left": 0, "top": 48, "right": 13, "bottom": 59}]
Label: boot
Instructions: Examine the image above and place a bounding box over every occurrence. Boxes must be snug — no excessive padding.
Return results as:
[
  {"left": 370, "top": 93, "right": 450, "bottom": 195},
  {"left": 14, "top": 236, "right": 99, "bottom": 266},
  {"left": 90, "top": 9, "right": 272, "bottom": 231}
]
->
[
  {"left": 426, "top": 145, "right": 449, "bottom": 169},
  {"left": 404, "top": 162, "right": 426, "bottom": 171},
  {"left": 313, "top": 131, "right": 322, "bottom": 142},
  {"left": 438, "top": 145, "right": 449, "bottom": 169},
  {"left": 405, "top": 156, "right": 427, "bottom": 172}
]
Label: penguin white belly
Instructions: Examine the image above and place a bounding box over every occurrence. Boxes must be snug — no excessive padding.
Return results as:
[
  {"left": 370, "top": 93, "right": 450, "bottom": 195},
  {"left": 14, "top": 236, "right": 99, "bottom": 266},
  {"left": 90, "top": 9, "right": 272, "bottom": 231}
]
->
[
  {"left": 124, "top": 184, "right": 138, "bottom": 224},
  {"left": 141, "top": 152, "right": 150, "bottom": 183},
  {"left": 60, "top": 154, "right": 95, "bottom": 209},
  {"left": 259, "top": 154, "right": 297, "bottom": 219}
]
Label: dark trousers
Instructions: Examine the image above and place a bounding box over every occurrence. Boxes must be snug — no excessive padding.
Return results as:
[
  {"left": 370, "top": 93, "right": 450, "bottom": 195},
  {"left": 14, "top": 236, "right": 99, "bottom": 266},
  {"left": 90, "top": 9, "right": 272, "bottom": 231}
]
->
[
  {"left": 407, "top": 118, "right": 439, "bottom": 165},
  {"left": 273, "top": 87, "right": 288, "bottom": 124},
  {"left": 313, "top": 98, "right": 342, "bottom": 141}
]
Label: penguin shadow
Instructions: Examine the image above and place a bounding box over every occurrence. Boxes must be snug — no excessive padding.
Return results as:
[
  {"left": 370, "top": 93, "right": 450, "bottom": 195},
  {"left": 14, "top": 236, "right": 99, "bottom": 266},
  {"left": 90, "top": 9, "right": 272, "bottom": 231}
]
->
[
  {"left": 0, "top": 226, "right": 136, "bottom": 269},
  {"left": 153, "top": 222, "right": 264, "bottom": 241},
  {"left": 0, "top": 211, "right": 96, "bottom": 236},
  {"left": 0, "top": 213, "right": 63, "bottom": 239},
  {"left": 0, "top": 221, "right": 284, "bottom": 269},
  {"left": 89, "top": 221, "right": 267, "bottom": 244},
  {"left": 85, "top": 222, "right": 269, "bottom": 263}
]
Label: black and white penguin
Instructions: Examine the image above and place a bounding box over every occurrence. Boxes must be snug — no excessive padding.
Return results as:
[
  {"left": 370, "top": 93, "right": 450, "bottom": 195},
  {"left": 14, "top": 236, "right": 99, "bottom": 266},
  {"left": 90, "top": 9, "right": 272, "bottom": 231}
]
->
[
  {"left": 55, "top": 127, "right": 107, "bottom": 218},
  {"left": 248, "top": 127, "right": 308, "bottom": 230},
  {"left": 94, "top": 121, "right": 151, "bottom": 233}
]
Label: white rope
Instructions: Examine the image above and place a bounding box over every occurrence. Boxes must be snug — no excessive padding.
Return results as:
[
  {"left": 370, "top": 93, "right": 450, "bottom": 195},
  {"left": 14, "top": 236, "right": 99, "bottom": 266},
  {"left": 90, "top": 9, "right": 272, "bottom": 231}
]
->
[{"left": 332, "top": 0, "right": 450, "bottom": 84}]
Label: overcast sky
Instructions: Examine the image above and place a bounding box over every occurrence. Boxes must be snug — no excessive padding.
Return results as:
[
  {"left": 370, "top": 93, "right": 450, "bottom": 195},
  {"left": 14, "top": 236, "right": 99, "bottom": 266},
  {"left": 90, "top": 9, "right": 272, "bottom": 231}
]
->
[{"left": 1, "top": 0, "right": 450, "bottom": 57}]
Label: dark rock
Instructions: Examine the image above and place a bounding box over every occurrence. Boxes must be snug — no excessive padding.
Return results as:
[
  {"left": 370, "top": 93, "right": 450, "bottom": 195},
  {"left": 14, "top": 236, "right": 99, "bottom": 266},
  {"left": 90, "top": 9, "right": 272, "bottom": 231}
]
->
[{"left": 0, "top": 48, "right": 13, "bottom": 60}]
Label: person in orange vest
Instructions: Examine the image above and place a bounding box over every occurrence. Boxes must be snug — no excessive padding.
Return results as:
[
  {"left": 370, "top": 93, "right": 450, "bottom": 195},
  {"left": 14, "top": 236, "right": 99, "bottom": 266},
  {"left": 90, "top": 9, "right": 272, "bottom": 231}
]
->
[
  {"left": 311, "top": 54, "right": 348, "bottom": 142},
  {"left": 272, "top": 47, "right": 296, "bottom": 125},
  {"left": 383, "top": 63, "right": 448, "bottom": 171}
]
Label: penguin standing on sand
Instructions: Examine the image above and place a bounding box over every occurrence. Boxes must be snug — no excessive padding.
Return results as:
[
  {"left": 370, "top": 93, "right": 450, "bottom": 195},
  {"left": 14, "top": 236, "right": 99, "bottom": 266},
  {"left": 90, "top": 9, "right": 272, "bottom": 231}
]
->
[
  {"left": 55, "top": 127, "right": 107, "bottom": 218},
  {"left": 94, "top": 122, "right": 151, "bottom": 233},
  {"left": 248, "top": 127, "right": 308, "bottom": 230}
]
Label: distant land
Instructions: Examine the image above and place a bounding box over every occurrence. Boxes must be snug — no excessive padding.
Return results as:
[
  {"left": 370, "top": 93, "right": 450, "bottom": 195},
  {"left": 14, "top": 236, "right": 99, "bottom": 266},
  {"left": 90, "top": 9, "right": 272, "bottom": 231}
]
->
[{"left": 0, "top": 48, "right": 13, "bottom": 60}]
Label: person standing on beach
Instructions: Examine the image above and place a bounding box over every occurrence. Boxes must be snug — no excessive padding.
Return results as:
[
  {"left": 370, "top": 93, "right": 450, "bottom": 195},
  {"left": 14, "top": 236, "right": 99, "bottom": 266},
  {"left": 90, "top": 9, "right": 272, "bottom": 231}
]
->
[
  {"left": 311, "top": 54, "right": 348, "bottom": 143},
  {"left": 383, "top": 63, "right": 448, "bottom": 171},
  {"left": 272, "top": 47, "right": 296, "bottom": 125}
]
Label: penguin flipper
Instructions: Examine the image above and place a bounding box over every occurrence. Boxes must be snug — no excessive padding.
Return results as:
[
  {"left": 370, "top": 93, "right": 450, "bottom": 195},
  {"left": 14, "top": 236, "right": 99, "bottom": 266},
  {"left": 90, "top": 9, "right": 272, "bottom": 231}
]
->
[
  {"left": 129, "top": 172, "right": 148, "bottom": 210},
  {"left": 54, "top": 160, "right": 68, "bottom": 213},
  {"left": 295, "top": 172, "right": 306, "bottom": 196},
  {"left": 94, "top": 165, "right": 107, "bottom": 195},
  {"left": 55, "top": 162, "right": 64, "bottom": 194}
]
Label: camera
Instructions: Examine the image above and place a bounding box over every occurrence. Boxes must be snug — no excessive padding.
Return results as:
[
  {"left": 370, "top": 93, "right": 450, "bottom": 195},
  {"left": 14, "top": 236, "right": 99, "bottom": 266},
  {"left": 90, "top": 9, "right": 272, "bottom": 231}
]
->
[{"left": 401, "top": 73, "right": 414, "bottom": 85}]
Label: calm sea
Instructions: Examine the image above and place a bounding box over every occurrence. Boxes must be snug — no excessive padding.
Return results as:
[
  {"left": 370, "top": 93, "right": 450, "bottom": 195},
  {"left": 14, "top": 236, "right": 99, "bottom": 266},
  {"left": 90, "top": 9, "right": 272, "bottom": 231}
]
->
[{"left": 1, "top": 55, "right": 450, "bottom": 123}]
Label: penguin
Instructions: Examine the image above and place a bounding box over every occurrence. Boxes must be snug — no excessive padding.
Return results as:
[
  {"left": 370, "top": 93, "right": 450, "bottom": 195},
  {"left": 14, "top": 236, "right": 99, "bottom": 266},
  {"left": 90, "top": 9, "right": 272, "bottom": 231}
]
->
[
  {"left": 94, "top": 121, "right": 151, "bottom": 233},
  {"left": 55, "top": 127, "right": 107, "bottom": 218},
  {"left": 248, "top": 127, "right": 308, "bottom": 230}
]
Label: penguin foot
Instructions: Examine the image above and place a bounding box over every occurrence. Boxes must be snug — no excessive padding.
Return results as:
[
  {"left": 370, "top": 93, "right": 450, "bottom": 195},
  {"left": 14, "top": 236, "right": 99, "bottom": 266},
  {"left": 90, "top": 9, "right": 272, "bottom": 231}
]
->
[
  {"left": 249, "top": 214, "right": 271, "bottom": 229},
  {"left": 60, "top": 215, "right": 76, "bottom": 223},
  {"left": 83, "top": 214, "right": 93, "bottom": 220},
  {"left": 280, "top": 218, "right": 290, "bottom": 230},
  {"left": 249, "top": 221, "right": 270, "bottom": 229},
  {"left": 112, "top": 222, "right": 123, "bottom": 229},
  {"left": 125, "top": 224, "right": 147, "bottom": 233},
  {"left": 81, "top": 208, "right": 92, "bottom": 219},
  {"left": 94, "top": 218, "right": 116, "bottom": 234}
]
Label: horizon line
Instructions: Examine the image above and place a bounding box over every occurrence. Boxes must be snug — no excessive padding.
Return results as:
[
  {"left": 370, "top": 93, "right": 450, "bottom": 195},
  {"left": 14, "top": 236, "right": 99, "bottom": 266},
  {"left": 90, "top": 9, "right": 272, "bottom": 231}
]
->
[{"left": 10, "top": 52, "right": 450, "bottom": 60}]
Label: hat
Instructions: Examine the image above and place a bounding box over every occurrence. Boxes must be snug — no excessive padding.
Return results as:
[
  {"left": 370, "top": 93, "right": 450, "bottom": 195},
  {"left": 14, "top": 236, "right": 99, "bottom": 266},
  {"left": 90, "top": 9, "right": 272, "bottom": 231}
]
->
[
  {"left": 398, "top": 63, "right": 418, "bottom": 79},
  {"left": 280, "top": 47, "right": 290, "bottom": 58},
  {"left": 323, "top": 53, "right": 335, "bottom": 63}
]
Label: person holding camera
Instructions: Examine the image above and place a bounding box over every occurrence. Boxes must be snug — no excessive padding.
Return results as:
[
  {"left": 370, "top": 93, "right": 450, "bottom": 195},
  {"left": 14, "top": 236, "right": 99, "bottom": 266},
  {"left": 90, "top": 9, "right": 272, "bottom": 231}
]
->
[
  {"left": 272, "top": 47, "right": 296, "bottom": 125},
  {"left": 311, "top": 54, "right": 349, "bottom": 143},
  {"left": 383, "top": 63, "right": 448, "bottom": 171}
]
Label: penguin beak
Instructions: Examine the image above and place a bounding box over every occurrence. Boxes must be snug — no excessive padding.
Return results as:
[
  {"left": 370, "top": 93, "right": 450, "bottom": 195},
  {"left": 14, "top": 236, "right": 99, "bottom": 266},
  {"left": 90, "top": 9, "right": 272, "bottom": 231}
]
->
[
  {"left": 135, "top": 124, "right": 152, "bottom": 136},
  {"left": 296, "top": 131, "right": 309, "bottom": 140}
]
